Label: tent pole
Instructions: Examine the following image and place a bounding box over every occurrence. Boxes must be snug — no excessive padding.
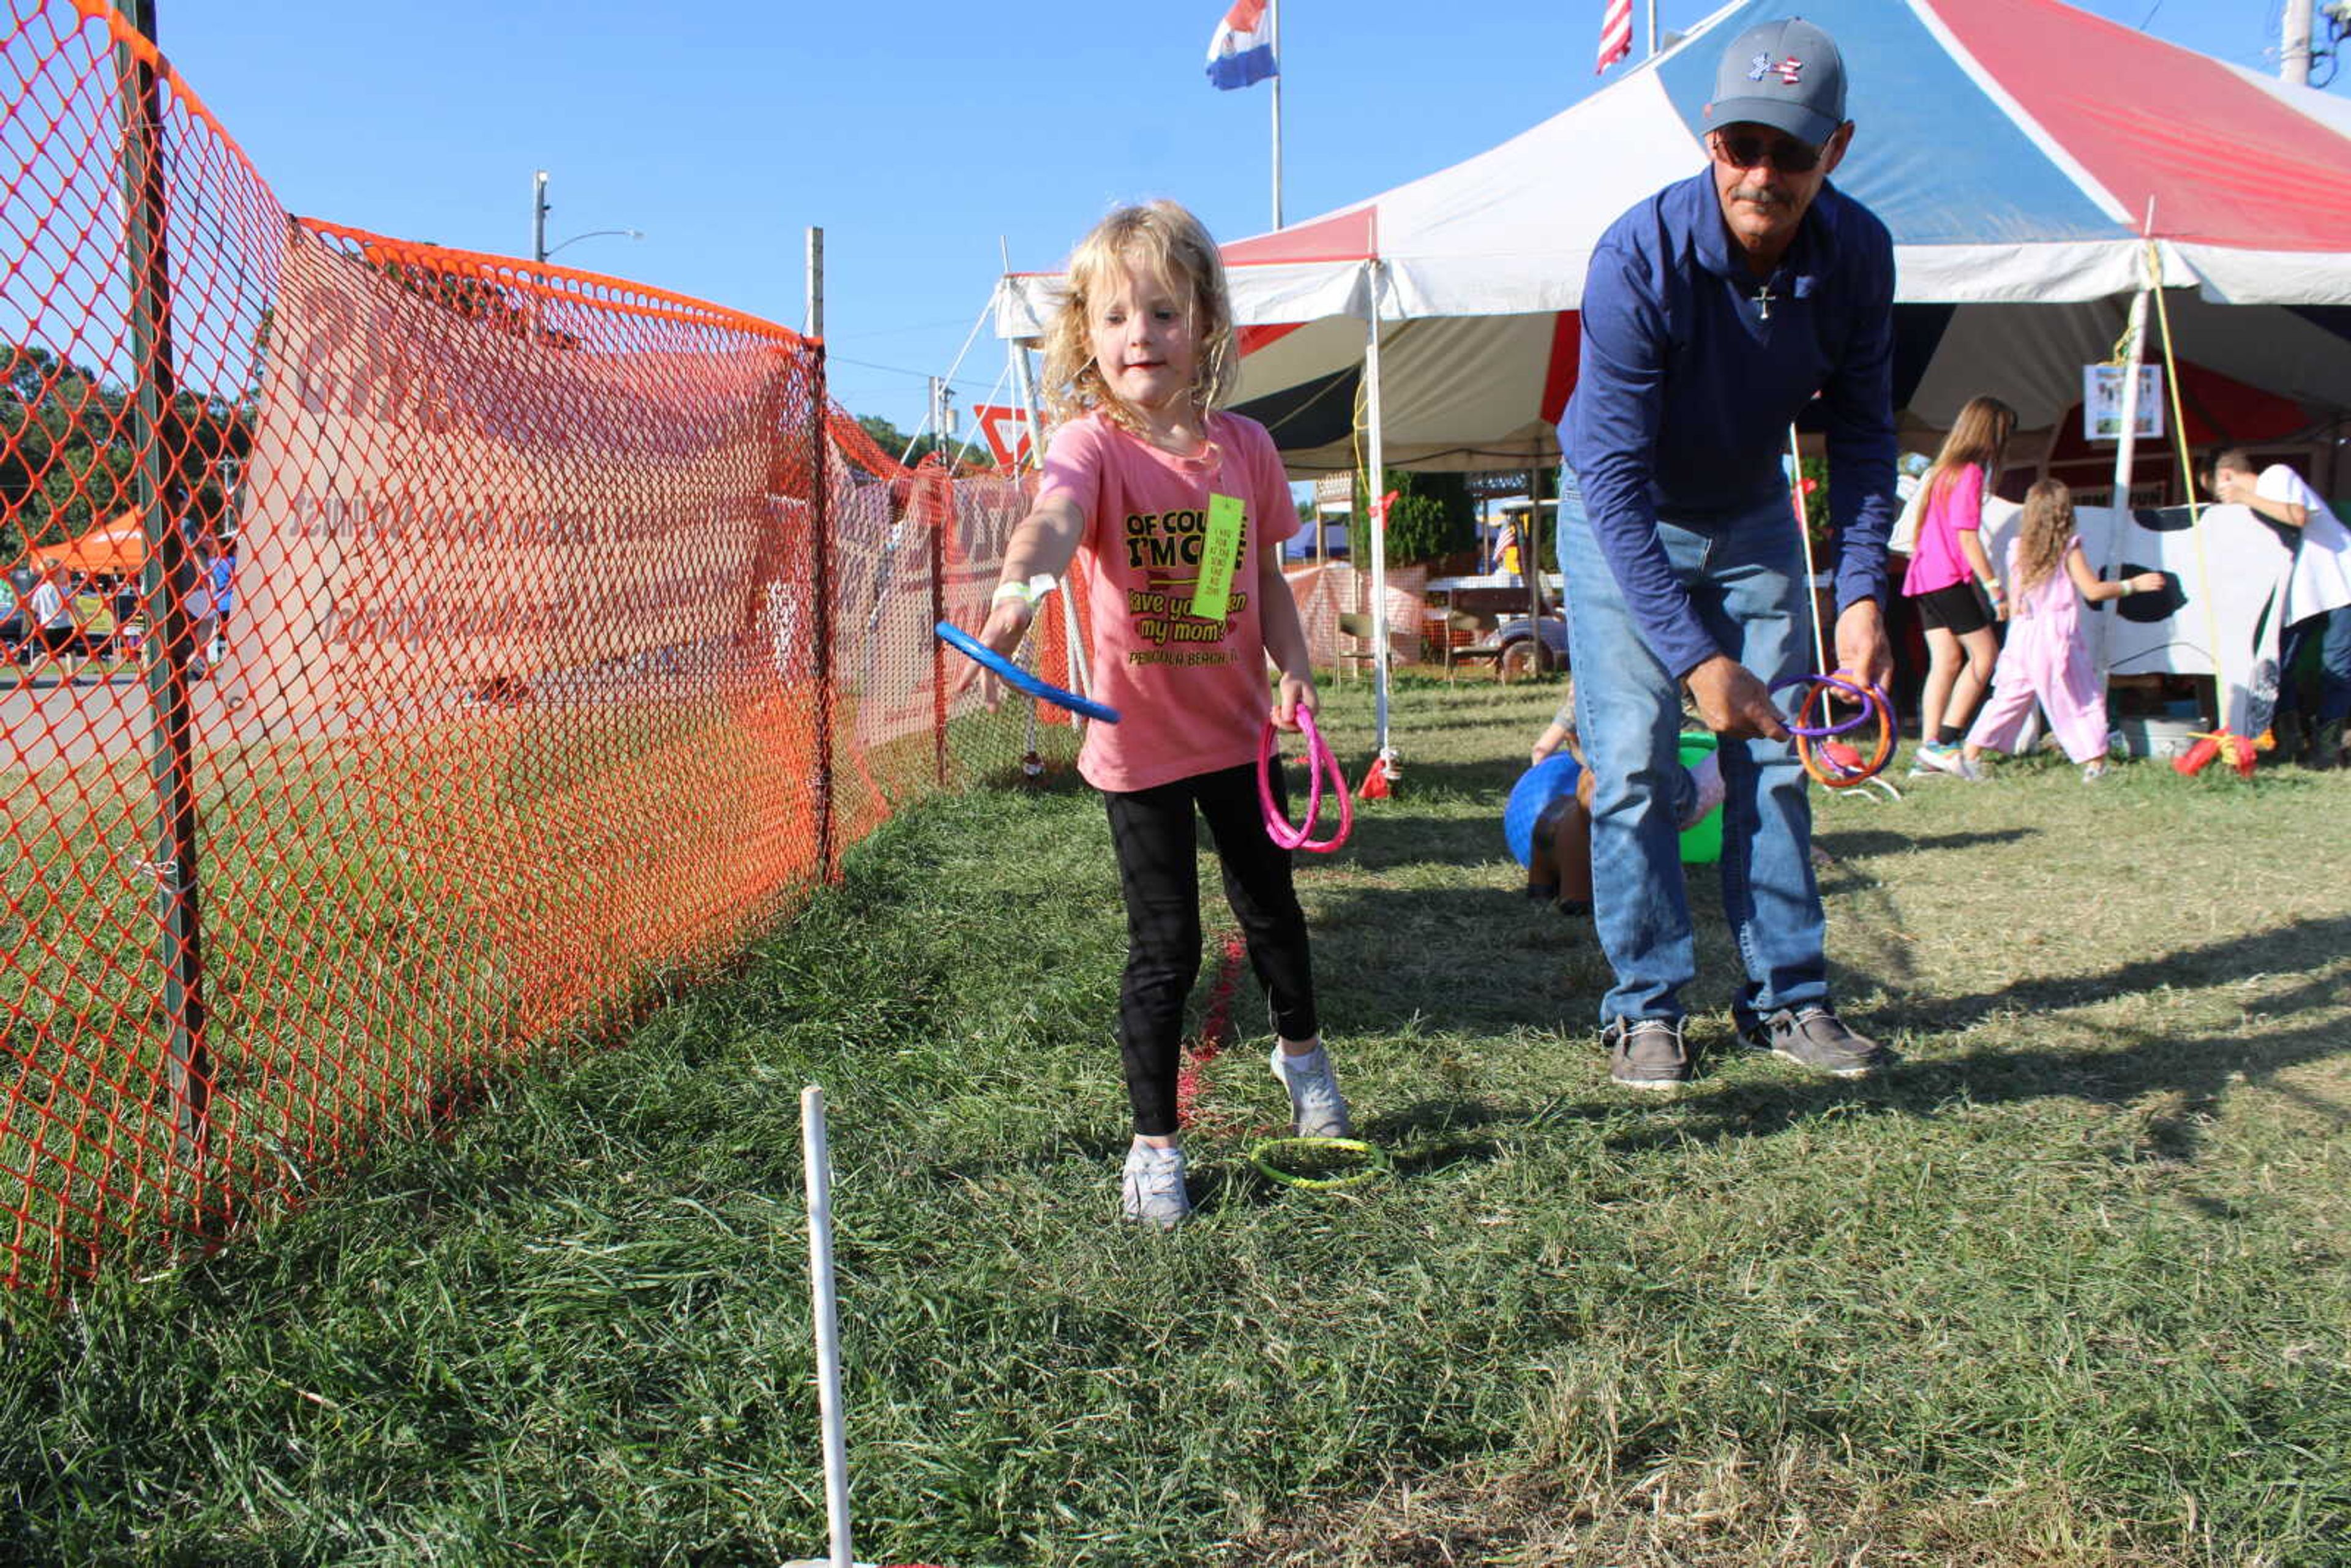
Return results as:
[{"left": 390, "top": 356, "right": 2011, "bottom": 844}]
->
[
  {"left": 2094, "top": 203, "right": 2157, "bottom": 684},
  {"left": 1007, "top": 323, "right": 1093, "bottom": 741},
  {"left": 1524, "top": 452, "right": 1543, "bottom": 642},
  {"left": 1365, "top": 266, "right": 1392, "bottom": 762}
]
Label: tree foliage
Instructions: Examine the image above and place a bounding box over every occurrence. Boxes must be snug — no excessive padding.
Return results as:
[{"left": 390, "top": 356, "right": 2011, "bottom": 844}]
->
[
  {"left": 852, "top": 412, "right": 996, "bottom": 473},
  {"left": 1348, "top": 468, "right": 1478, "bottom": 566},
  {"left": 1, "top": 345, "right": 247, "bottom": 563}
]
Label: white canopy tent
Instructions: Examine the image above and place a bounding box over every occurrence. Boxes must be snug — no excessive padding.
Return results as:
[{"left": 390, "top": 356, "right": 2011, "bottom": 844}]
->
[{"left": 994, "top": 0, "right": 2351, "bottom": 757}]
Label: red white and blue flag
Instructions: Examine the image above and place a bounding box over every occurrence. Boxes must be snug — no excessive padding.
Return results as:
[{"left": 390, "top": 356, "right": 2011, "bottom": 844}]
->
[
  {"left": 1207, "top": 0, "right": 1277, "bottom": 91},
  {"left": 1595, "top": 0, "right": 1632, "bottom": 75}
]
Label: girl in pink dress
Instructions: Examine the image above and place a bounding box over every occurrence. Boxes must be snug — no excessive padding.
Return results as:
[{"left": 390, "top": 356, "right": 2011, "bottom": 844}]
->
[
  {"left": 1957, "top": 480, "right": 2164, "bottom": 782},
  {"left": 960, "top": 202, "right": 1349, "bottom": 1228}
]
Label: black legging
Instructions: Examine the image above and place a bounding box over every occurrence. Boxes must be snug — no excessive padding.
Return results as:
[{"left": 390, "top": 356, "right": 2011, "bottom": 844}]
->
[{"left": 1102, "top": 760, "right": 1319, "bottom": 1136}]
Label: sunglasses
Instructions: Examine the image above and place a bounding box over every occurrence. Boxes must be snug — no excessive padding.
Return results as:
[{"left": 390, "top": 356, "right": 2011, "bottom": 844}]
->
[{"left": 1712, "top": 130, "right": 1823, "bottom": 174}]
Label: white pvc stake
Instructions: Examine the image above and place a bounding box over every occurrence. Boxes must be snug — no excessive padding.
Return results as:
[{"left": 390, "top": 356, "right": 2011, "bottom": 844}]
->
[{"left": 802, "top": 1086, "right": 854, "bottom": 1568}]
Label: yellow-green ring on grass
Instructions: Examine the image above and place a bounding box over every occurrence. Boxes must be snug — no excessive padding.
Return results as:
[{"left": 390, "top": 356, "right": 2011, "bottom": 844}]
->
[{"left": 1249, "top": 1136, "right": 1391, "bottom": 1190}]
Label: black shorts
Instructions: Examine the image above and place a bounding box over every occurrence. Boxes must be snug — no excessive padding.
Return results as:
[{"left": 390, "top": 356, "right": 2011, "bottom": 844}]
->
[{"left": 1913, "top": 579, "right": 1993, "bottom": 636}]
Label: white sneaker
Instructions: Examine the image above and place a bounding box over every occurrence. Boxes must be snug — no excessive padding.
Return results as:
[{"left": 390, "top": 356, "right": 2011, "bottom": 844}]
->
[
  {"left": 1120, "top": 1142, "right": 1191, "bottom": 1229},
  {"left": 1271, "top": 1043, "right": 1354, "bottom": 1138}
]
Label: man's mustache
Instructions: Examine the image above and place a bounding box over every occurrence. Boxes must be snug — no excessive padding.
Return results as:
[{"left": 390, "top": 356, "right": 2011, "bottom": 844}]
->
[{"left": 1729, "top": 186, "right": 1790, "bottom": 208}]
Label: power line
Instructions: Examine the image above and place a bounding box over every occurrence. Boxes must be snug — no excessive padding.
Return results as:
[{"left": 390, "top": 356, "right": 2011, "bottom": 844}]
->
[{"left": 825, "top": 350, "right": 991, "bottom": 389}]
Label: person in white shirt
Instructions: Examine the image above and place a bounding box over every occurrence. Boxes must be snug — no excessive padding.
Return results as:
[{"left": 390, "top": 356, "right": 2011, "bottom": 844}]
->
[
  {"left": 25, "top": 564, "right": 80, "bottom": 677},
  {"left": 2207, "top": 449, "right": 2351, "bottom": 768}
]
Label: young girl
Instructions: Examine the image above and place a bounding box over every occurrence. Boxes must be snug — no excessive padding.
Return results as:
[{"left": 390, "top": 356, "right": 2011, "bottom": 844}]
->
[
  {"left": 1955, "top": 479, "right": 2164, "bottom": 782},
  {"left": 1901, "top": 396, "right": 2017, "bottom": 776},
  {"left": 964, "top": 201, "right": 1348, "bottom": 1228}
]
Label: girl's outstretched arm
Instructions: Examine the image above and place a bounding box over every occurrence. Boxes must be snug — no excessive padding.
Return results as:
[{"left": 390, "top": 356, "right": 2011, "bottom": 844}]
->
[
  {"left": 955, "top": 492, "right": 1087, "bottom": 700},
  {"left": 2063, "top": 542, "right": 2162, "bottom": 604},
  {"left": 1257, "top": 542, "right": 1318, "bottom": 729}
]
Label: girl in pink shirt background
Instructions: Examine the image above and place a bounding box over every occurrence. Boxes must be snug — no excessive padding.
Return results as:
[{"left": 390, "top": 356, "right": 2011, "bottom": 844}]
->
[
  {"left": 1900, "top": 396, "right": 2015, "bottom": 777},
  {"left": 962, "top": 201, "right": 1349, "bottom": 1228}
]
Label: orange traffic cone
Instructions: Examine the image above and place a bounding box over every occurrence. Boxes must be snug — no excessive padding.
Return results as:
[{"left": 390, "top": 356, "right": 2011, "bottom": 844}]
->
[{"left": 1356, "top": 754, "right": 1393, "bottom": 800}]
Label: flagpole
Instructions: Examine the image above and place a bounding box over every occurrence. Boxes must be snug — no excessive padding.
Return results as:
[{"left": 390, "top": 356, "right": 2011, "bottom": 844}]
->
[
  {"left": 1270, "top": 0, "right": 1284, "bottom": 228},
  {"left": 1647, "top": 0, "right": 1658, "bottom": 58}
]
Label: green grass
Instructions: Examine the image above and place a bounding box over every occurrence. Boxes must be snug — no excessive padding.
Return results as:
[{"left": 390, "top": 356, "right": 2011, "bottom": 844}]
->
[
  {"left": 2, "top": 673, "right": 2346, "bottom": 1566},
  {"left": 0, "top": 686, "right": 1066, "bottom": 1292}
]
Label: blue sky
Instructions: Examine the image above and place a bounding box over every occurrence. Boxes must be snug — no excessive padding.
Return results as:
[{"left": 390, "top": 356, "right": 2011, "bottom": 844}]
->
[{"left": 153, "top": 0, "right": 2332, "bottom": 443}]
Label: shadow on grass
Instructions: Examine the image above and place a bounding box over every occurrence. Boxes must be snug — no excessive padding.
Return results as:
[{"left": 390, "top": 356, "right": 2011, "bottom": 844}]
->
[
  {"left": 1321, "top": 812, "right": 1508, "bottom": 872},
  {"left": 1589, "top": 918, "right": 2351, "bottom": 1171},
  {"left": 1315, "top": 880, "right": 2351, "bottom": 1176},
  {"left": 1814, "top": 825, "right": 2041, "bottom": 858}
]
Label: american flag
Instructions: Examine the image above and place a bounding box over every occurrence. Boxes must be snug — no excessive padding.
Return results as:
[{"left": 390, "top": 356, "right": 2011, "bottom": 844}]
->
[{"left": 1596, "top": 0, "right": 1633, "bottom": 74}]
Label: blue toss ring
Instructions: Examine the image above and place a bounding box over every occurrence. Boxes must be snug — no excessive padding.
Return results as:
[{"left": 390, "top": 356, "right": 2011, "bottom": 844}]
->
[{"left": 935, "top": 620, "right": 1120, "bottom": 724}]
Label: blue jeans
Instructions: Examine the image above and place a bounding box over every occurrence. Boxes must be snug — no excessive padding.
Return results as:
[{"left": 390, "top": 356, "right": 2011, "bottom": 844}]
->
[
  {"left": 2276, "top": 605, "right": 2351, "bottom": 726},
  {"left": 1558, "top": 473, "right": 1827, "bottom": 1026}
]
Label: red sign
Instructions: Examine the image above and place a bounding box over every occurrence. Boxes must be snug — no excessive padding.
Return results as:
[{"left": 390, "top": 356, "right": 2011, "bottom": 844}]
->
[{"left": 972, "top": 403, "right": 1038, "bottom": 469}]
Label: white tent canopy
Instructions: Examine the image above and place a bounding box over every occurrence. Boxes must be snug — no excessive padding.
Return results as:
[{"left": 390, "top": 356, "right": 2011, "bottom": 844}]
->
[{"left": 991, "top": 0, "right": 2351, "bottom": 752}]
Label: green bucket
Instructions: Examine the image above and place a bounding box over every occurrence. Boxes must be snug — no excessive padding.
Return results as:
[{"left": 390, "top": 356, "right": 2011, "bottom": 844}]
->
[{"left": 1677, "top": 732, "right": 1723, "bottom": 865}]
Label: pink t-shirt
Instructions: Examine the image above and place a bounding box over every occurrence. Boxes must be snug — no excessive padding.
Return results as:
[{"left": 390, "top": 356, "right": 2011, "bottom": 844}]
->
[
  {"left": 1900, "top": 462, "right": 1986, "bottom": 598},
  {"left": 1038, "top": 410, "right": 1301, "bottom": 793}
]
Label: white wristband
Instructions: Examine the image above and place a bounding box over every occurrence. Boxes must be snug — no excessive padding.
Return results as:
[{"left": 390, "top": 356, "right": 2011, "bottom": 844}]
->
[{"left": 991, "top": 572, "right": 1056, "bottom": 609}]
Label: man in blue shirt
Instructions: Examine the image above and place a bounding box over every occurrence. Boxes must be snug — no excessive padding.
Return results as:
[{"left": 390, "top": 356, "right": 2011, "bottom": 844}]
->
[{"left": 1560, "top": 17, "right": 1895, "bottom": 1089}]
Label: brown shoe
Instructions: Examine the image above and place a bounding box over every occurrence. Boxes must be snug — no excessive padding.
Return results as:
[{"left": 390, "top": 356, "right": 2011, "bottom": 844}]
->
[
  {"left": 1604, "top": 1017, "right": 1693, "bottom": 1090},
  {"left": 1740, "top": 1005, "right": 1892, "bottom": 1078}
]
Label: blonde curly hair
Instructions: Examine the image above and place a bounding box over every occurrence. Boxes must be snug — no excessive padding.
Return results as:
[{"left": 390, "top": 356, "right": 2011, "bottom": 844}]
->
[
  {"left": 1037, "top": 201, "right": 1238, "bottom": 435},
  {"left": 2011, "top": 478, "right": 2076, "bottom": 601}
]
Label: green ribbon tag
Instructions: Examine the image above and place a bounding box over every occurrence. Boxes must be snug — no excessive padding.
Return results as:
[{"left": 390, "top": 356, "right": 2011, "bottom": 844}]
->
[{"left": 1190, "top": 493, "right": 1245, "bottom": 621}]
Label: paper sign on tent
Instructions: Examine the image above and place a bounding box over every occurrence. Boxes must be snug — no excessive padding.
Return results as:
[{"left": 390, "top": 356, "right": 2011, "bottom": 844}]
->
[{"left": 972, "top": 403, "right": 1037, "bottom": 469}]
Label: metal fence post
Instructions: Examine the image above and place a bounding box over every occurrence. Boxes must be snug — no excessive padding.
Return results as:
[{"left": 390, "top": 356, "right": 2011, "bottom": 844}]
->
[
  {"left": 928, "top": 465, "right": 947, "bottom": 787},
  {"left": 115, "top": 0, "right": 211, "bottom": 1224},
  {"left": 809, "top": 340, "right": 836, "bottom": 883}
]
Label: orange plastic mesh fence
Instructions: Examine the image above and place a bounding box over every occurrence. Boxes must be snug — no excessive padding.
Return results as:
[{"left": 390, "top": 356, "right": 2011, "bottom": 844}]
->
[{"left": 1, "top": 0, "right": 1081, "bottom": 1294}]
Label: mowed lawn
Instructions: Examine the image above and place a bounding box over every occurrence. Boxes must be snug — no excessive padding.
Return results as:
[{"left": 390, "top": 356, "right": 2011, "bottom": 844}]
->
[{"left": 2, "top": 675, "right": 2345, "bottom": 1566}]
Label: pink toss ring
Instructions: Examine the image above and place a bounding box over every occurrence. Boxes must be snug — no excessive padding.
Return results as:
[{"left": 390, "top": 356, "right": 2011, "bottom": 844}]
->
[{"left": 1258, "top": 708, "right": 1353, "bottom": 853}]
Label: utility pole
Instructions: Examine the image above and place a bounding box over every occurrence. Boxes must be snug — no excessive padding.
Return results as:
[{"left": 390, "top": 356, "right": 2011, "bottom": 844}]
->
[
  {"left": 2285, "top": 0, "right": 2315, "bottom": 84},
  {"left": 805, "top": 225, "right": 823, "bottom": 339},
  {"left": 531, "top": 169, "right": 549, "bottom": 264}
]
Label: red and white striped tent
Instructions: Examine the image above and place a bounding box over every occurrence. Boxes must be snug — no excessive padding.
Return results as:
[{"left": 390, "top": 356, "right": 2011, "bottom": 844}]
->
[
  {"left": 1001, "top": 0, "right": 2351, "bottom": 462},
  {"left": 994, "top": 0, "right": 2351, "bottom": 746}
]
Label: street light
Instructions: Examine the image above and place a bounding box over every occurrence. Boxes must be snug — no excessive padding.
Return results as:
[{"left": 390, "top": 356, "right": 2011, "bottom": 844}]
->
[
  {"left": 530, "top": 169, "right": 643, "bottom": 265},
  {"left": 544, "top": 227, "right": 644, "bottom": 262}
]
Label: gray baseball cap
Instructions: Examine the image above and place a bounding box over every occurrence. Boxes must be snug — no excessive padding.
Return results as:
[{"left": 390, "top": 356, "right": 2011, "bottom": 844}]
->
[{"left": 1706, "top": 17, "right": 1848, "bottom": 149}]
